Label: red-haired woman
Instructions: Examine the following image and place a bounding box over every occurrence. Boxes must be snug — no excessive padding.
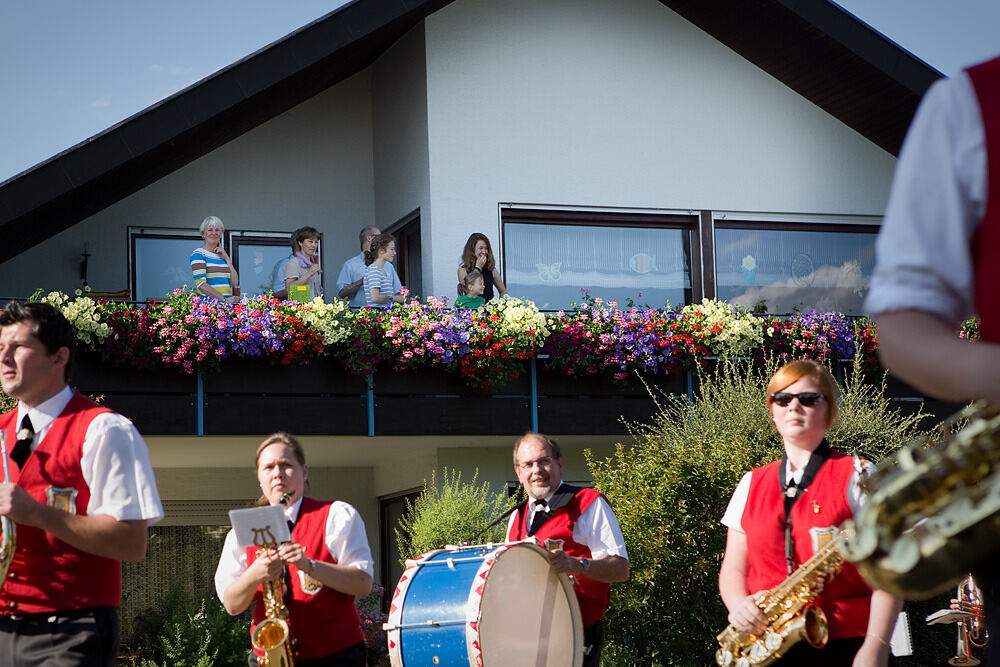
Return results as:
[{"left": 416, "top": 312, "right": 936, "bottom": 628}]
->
[{"left": 718, "top": 360, "right": 901, "bottom": 666}]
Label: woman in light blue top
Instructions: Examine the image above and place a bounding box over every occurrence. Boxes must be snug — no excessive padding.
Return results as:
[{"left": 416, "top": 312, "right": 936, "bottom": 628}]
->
[
  {"left": 363, "top": 234, "right": 405, "bottom": 308},
  {"left": 190, "top": 215, "right": 240, "bottom": 303}
]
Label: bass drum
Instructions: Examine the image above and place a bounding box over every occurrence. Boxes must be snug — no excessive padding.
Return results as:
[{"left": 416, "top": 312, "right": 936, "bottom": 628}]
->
[{"left": 384, "top": 541, "right": 584, "bottom": 667}]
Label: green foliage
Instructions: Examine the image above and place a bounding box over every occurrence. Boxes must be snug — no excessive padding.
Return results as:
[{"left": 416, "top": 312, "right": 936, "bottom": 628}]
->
[
  {"left": 127, "top": 584, "right": 249, "bottom": 667},
  {"left": 0, "top": 390, "right": 14, "bottom": 415},
  {"left": 588, "top": 356, "right": 929, "bottom": 666},
  {"left": 396, "top": 468, "right": 516, "bottom": 563}
]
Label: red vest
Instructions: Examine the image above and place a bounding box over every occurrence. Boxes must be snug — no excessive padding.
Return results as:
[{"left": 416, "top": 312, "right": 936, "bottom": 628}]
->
[
  {"left": 0, "top": 390, "right": 121, "bottom": 613},
  {"left": 741, "top": 452, "right": 872, "bottom": 640},
  {"left": 508, "top": 486, "right": 611, "bottom": 627},
  {"left": 246, "top": 498, "right": 364, "bottom": 661},
  {"left": 967, "top": 55, "right": 1000, "bottom": 343}
]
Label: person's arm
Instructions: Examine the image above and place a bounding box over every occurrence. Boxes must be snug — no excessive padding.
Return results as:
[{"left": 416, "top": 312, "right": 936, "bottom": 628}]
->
[
  {"left": 218, "top": 246, "right": 239, "bottom": 288},
  {"left": 492, "top": 268, "right": 508, "bottom": 297},
  {"left": 458, "top": 266, "right": 468, "bottom": 285},
  {"left": 0, "top": 485, "right": 148, "bottom": 561},
  {"left": 221, "top": 548, "right": 284, "bottom": 615},
  {"left": 338, "top": 279, "right": 363, "bottom": 300},
  {"left": 285, "top": 259, "right": 320, "bottom": 288},
  {"left": 852, "top": 590, "right": 902, "bottom": 667},
  {"left": 719, "top": 528, "right": 768, "bottom": 635},
  {"left": 875, "top": 310, "right": 1000, "bottom": 405},
  {"left": 546, "top": 550, "right": 629, "bottom": 582},
  {"left": 278, "top": 541, "right": 372, "bottom": 597}
]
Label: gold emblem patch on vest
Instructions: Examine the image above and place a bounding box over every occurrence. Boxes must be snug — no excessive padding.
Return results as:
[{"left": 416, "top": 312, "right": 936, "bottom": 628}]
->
[
  {"left": 808, "top": 525, "right": 838, "bottom": 554},
  {"left": 298, "top": 570, "right": 323, "bottom": 595},
  {"left": 46, "top": 487, "right": 78, "bottom": 514}
]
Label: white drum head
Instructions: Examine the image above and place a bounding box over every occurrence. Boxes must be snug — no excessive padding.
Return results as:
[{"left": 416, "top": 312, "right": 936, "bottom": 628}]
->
[{"left": 474, "top": 543, "right": 584, "bottom": 667}]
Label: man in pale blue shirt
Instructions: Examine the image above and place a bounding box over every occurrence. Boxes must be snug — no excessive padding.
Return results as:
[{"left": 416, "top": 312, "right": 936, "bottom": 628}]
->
[{"left": 336, "top": 225, "right": 401, "bottom": 307}]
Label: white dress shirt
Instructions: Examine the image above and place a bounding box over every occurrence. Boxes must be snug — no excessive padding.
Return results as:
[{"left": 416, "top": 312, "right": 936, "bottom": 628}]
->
[
  {"left": 506, "top": 484, "right": 629, "bottom": 560},
  {"left": 214, "top": 496, "right": 374, "bottom": 603},
  {"left": 864, "top": 71, "right": 987, "bottom": 324},
  {"left": 14, "top": 385, "right": 163, "bottom": 523}
]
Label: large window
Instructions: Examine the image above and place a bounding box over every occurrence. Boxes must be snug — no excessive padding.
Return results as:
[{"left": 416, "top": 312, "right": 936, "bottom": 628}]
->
[
  {"left": 501, "top": 210, "right": 697, "bottom": 311},
  {"left": 130, "top": 229, "right": 202, "bottom": 301},
  {"left": 714, "top": 222, "right": 878, "bottom": 315}
]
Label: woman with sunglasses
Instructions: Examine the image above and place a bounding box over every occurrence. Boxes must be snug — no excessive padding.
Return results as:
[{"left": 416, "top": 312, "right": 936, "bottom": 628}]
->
[{"left": 718, "top": 360, "right": 901, "bottom": 667}]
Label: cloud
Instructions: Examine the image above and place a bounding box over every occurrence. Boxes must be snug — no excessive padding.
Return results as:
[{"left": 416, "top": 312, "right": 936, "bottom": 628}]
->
[
  {"left": 89, "top": 97, "right": 111, "bottom": 109},
  {"left": 149, "top": 64, "right": 164, "bottom": 73}
]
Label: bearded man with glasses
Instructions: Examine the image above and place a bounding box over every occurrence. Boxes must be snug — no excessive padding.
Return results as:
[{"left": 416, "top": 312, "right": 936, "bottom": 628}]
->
[{"left": 506, "top": 432, "right": 629, "bottom": 667}]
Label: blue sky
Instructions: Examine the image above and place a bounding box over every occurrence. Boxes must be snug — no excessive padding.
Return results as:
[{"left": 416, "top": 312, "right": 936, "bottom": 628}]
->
[{"left": 1, "top": 0, "right": 998, "bottom": 184}]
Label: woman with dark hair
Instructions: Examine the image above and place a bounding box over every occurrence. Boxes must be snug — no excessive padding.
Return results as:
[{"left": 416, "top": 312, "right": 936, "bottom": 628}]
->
[
  {"left": 718, "top": 360, "right": 901, "bottom": 666},
  {"left": 458, "top": 233, "right": 507, "bottom": 302},
  {"left": 214, "top": 432, "right": 373, "bottom": 667},
  {"left": 363, "top": 233, "right": 405, "bottom": 307},
  {"left": 284, "top": 226, "right": 323, "bottom": 300}
]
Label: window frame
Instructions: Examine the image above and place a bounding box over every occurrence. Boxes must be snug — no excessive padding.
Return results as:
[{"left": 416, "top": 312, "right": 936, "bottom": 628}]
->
[{"left": 499, "top": 207, "right": 702, "bottom": 309}]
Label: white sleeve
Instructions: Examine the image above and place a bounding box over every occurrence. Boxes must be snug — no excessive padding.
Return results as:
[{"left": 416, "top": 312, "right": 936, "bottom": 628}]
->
[
  {"left": 214, "top": 528, "right": 247, "bottom": 605},
  {"left": 81, "top": 412, "right": 164, "bottom": 524},
  {"left": 864, "top": 73, "right": 987, "bottom": 323},
  {"left": 573, "top": 496, "right": 628, "bottom": 560},
  {"left": 847, "top": 458, "right": 877, "bottom": 518},
  {"left": 325, "top": 501, "right": 374, "bottom": 577},
  {"left": 721, "top": 472, "right": 752, "bottom": 532}
]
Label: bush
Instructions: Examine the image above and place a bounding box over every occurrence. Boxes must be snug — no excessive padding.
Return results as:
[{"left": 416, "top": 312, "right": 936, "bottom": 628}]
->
[
  {"left": 126, "top": 583, "right": 250, "bottom": 667},
  {"left": 396, "top": 468, "right": 515, "bottom": 563},
  {"left": 588, "top": 356, "right": 928, "bottom": 666}
]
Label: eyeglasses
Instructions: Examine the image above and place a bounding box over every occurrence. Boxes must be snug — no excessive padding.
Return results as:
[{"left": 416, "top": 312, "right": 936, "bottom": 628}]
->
[
  {"left": 517, "top": 457, "right": 553, "bottom": 471},
  {"left": 771, "top": 392, "right": 825, "bottom": 407}
]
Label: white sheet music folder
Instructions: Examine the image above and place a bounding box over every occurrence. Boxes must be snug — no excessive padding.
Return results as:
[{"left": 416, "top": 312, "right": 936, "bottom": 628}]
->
[{"left": 229, "top": 505, "right": 290, "bottom": 548}]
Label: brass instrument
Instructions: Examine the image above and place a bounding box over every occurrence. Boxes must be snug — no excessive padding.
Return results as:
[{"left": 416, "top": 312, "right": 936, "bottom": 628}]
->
[
  {"left": 251, "top": 564, "right": 294, "bottom": 667},
  {"left": 0, "top": 432, "right": 15, "bottom": 586},
  {"left": 716, "top": 530, "right": 848, "bottom": 667},
  {"left": 950, "top": 574, "right": 988, "bottom": 666},
  {"left": 251, "top": 492, "right": 296, "bottom": 667},
  {"left": 841, "top": 401, "right": 1000, "bottom": 599}
]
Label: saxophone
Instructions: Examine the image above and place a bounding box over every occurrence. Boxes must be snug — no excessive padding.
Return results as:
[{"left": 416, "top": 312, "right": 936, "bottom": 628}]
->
[
  {"left": 0, "top": 432, "right": 15, "bottom": 587},
  {"left": 251, "top": 561, "right": 294, "bottom": 667},
  {"left": 841, "top": 401, "right": 1000, "bottom": 599},
  {"left": 252, "top": 493, "right": 296, "bottom": 667},
  {"left": 716, "top": 530, "right": 847, "bottom": 667}
]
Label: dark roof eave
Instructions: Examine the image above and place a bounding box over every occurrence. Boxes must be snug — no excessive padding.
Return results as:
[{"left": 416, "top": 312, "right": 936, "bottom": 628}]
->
[{"left": 658, "top": 0, "right": 942, "bottom": 155}]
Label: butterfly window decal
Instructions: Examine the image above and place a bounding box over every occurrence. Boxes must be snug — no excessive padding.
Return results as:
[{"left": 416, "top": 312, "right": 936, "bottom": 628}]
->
[{"left": 536, "top": 262, "right": 562, "bottom": 282}]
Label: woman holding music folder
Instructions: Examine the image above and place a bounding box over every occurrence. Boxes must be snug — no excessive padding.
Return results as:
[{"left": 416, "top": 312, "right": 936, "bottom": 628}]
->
[
  {"left": 718, "top": 360, "right": 901, "bottom": 666},
  {"left": 214, "top": 432, "right": 373, "bottom": 667}
]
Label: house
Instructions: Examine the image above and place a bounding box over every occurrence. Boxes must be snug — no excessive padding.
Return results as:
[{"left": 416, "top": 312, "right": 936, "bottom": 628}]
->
[{"left": 0, "top": 0, "right": 940, "bottom": 614}]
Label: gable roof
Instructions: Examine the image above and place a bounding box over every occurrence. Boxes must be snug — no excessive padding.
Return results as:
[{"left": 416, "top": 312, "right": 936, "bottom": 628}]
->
[{"left": 0, "top": 0, "right": 940, "bottom": 265}]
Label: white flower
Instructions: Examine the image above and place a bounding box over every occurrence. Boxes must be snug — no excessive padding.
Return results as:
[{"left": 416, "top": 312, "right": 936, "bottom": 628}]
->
[{"left": 741, "top": 255, "right": 757, "bottom": 272}]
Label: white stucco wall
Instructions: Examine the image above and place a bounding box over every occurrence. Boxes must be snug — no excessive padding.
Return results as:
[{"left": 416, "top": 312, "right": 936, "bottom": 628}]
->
[
  {"left": 421, "top": 0, "right": 898, "bottom": 299},
  {"left": 372, "top": 22, "right": 434, "bottom": 291},
  {"left": 0, "top": 71, "right": 377, "bottom": 297}
]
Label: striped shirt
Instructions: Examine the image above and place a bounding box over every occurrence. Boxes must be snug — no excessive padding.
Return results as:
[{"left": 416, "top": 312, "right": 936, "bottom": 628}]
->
[
  {"left": 190, "top": 248, "right": 233, "bottom": 298},
  {"left": 363, "top": 263, "right": 396, "bottom": 308}
]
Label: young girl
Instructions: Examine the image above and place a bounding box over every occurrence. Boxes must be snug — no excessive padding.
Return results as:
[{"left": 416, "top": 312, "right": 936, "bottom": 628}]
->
[
  {"left": 455, "top": 269, "right": 486, "bottom": 308},
  {"left": 457, "top": 233, "right": 507, "bottom": 302},
  {"left": 363, "top": 233, "right": 405, "bottom": 307}
]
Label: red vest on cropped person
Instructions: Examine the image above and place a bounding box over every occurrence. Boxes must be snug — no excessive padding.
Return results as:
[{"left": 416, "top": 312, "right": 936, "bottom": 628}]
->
[
  {"left": 741, "top": 451, "right": 872, "bottom": 640},
  {"left": 968, "top": 55, "right": 1000, "bottom": 343},
  {"left": 0, "top": 390, "right": 120, "bottom": 614},
  {"left": 246, "top": 497, "right": 364, "bottom": 662},
  {"left": 508, "top": 486, "right": 610, "bottom": 628}
]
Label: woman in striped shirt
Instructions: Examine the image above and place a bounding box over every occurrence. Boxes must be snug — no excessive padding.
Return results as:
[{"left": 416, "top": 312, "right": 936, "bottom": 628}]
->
[{"left": 190, "top": 216, "right": 240, "bottom": 303}]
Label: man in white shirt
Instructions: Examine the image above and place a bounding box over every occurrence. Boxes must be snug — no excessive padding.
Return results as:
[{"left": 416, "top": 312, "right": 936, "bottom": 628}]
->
[
  {"left": 506, "top": 432, "right": 629, "bottom": 667},
  {"left": 0, "top": 301, "right": 163, "bottom": 667},
  {"left": 336, "top": 226, "right": 401, "bottom": 307}
]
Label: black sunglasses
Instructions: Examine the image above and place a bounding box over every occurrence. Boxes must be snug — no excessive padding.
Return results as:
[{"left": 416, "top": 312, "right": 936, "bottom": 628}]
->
[{"left": 771, "top": 392, "right": 825, "bottom": 407}]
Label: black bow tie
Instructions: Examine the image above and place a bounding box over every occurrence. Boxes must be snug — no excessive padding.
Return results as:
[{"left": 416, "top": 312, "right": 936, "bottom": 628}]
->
[{"left": 528, "top": 499, "right": 549, "bottom": 536}]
